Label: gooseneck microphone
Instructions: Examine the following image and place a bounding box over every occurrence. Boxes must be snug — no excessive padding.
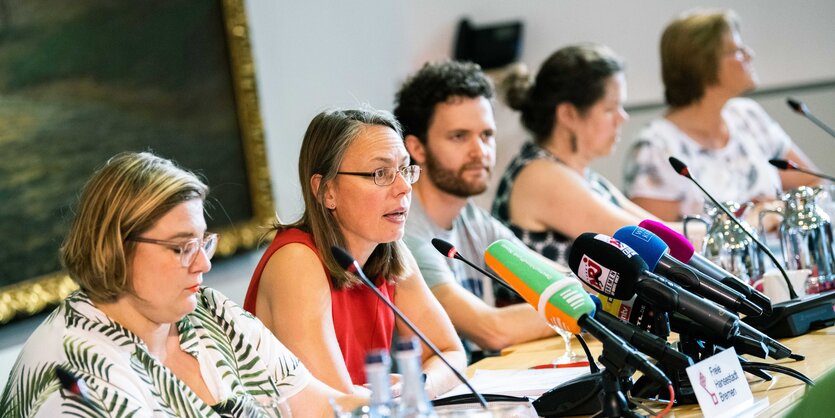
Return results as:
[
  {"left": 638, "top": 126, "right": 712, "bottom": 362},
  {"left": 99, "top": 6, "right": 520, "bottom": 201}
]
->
[
  {"left": 668, "top": 156, "right": 798, "bottom": 300},
  {"left": 431, "top": 238, "right": 516, "bottom": 293},
  {"left": 484, "top": 240, "right": 670, "bottom": 386},
  {"left": 769, "top": 159, "right": 835, "bottom": 182},
  {"left": 787, "top": 97, "right": 835, "bottom": 138},
  {"left": 568, "top": 233, "right": 741, "bottom": 341},
  {"left": 613, "top": 226, "right": 762, "bottom": 317},
  {"left": 638, "top": 219, "right": 773, "bottom": 314},
  {"left": 330, "top": 246, "right": 487, "bottom": 408}
]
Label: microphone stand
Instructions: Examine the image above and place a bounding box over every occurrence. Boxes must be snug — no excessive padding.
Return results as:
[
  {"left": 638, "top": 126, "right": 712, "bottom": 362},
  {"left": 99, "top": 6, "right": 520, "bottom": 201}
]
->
[
  {"left": 670, "top": 156, "right": 835, "bottom": 338},
  {"left": 595, "top": 355, "right": 641, "bottom": 418},
  {"left": 330, "top": 246, "right": 488, "bottom": 409},
  {"left": 669, "top": 156, "right": 798, "bottom": 299}
]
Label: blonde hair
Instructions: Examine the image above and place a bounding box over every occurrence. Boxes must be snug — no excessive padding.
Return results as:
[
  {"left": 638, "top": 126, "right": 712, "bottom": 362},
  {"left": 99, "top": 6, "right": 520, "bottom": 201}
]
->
[
  {"left": 61, "top": 152, "right": 208, "bottom": 303},
  {"left": 661, "top": 9, "right": 740, "bottom": 107},
  {"left": 280, "top": 108, "right": 409, "bottom": 289}
]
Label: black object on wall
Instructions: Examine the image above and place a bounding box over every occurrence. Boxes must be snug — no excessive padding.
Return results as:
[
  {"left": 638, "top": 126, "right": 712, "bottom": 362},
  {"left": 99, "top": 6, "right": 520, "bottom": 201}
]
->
[{"left": 454, "top": 18, "right": 523, "bottom": 70}]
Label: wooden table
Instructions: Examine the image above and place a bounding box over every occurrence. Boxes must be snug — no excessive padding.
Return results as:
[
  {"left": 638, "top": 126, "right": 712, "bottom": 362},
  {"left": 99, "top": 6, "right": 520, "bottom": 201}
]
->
[{"left": 468, "top": 327, "right": 835, "bottom": 417}]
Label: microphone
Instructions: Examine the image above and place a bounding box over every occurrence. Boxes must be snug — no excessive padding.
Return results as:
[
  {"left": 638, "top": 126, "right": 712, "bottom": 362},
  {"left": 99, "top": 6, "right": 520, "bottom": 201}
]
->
[
  {"left": 484, "top": 239, "right": 670, "bottom": 386},
  {"left": 668, "top": 313, "right": 768, "bottom": 359},
  {"left": 769, "top": 159, "right": 835, "bottom": 182},
  {"left": 56, "top": 366, "right": 97, "bottom": 410},
  {"left": 590, "top": 295, "right": 693, "bottom": 370},
  {"left": 567, "top": 233, "right": 740, "bottom": 341},
  {"left": 436, "top": 237, "right": 685, "bottom": 366},
  {"left": 612, "top": 225, "right": 763, "bottom": 317},
  {"left": 638, "top": 219, "right": 773, "bottom": 314},
  {"left": 330, "top": 246, "right": 487, "bottom": 408},
  {"left": 787, "top": 97, "right": 835, "bottom": 138},
  {"left": 431, "top": 238, "right": 517, "bottom": 294},
  {"left": 668, "top": 156, "right": 799, "bottom": 300}
]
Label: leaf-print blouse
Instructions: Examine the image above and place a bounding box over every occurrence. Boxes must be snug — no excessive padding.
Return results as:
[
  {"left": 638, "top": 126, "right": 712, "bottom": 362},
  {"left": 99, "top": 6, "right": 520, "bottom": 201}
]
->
[{"left": 0, "top": 287, "right": 310, "bottom": 417}]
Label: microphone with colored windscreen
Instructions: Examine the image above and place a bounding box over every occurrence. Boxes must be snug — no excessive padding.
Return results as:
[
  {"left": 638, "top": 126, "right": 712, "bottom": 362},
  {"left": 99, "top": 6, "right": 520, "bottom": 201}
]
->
[
  {"left": 638, "top": 219, "right": 773, "bottom": 314},
  {"left": 612, "top": 226, "right": 762, "bottom": 317}
]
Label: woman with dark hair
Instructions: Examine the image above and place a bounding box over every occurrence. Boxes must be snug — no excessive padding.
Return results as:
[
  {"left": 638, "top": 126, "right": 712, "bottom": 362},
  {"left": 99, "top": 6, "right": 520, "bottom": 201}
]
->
[
  {"left": 492, "top": 44, "right": 661, "bottom": 265},
  {"left": 244, "top": 108, "right": 465, "bottom": 398},
  {"left": 624, "top": 9, "right": 819, "bottom": 220},
  {"left": 0, "top": 152, "right": 363, "bottom": 417}
]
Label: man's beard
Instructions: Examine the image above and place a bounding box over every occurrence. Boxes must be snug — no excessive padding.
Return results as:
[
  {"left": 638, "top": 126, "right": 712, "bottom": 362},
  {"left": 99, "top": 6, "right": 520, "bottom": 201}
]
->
[{"left": 424, "top": 150, "right": 490, "bottom": 198}]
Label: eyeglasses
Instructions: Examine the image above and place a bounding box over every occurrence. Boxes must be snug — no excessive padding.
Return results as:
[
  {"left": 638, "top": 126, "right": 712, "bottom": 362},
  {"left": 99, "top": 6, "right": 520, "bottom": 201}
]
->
[
  {"left": 724, "top": 45, "right": 754, "bottom": 58},
  {"left": 336, "top": 165, "right": 421, "bottom": 186},
  {"left": 129, "top": 233, "right": 218, "bottom": 267}
]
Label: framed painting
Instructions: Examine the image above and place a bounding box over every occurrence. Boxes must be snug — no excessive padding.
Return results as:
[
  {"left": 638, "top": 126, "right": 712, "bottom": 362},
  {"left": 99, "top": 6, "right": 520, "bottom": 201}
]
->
[{"left": 0, "top": 0, "right": 274, "bottom": 324}]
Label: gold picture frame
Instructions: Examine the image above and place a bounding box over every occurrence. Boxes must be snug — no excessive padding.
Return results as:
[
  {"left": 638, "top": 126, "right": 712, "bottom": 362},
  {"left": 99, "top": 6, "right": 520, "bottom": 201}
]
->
[{"left": 0, "top": 0, "right": 273, "bottom": 325}]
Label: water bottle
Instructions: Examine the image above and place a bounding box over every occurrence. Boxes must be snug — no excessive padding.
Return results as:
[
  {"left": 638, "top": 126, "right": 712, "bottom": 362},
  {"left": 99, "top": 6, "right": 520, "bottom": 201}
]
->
[
  {"left": 393, "top": 338, "right": 436, "bottom": 418},
  {"left": 365, "top": 349, "right": 394, "bottom": 418}
]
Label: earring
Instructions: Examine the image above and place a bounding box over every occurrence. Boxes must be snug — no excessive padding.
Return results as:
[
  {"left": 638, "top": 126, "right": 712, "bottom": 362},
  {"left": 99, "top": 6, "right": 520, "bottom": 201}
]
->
[
  {"left": 327, "top": 204, "right": 336, "bottom": 210},
  {"left": 569, "top": 131, "right": 578, "bottom": 153}
]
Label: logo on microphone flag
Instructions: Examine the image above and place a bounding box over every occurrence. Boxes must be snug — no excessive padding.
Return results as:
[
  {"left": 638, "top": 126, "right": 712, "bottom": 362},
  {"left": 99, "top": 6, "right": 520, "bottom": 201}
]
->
[{"left": 577, "top": 254, "right": 620, "bottom": 297}]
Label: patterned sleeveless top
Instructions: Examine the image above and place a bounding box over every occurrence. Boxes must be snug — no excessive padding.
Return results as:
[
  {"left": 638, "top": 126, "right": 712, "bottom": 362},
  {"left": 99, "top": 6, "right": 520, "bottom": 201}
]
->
[{"left": 492, "top": 141, "right": 619, "bottom": 266}]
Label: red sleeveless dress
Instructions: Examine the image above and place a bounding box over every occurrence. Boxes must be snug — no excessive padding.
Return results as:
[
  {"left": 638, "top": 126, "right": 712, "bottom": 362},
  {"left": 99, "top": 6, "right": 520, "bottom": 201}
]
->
[{"left": 244, "top": 228, "right": 395, "bottom": 384}]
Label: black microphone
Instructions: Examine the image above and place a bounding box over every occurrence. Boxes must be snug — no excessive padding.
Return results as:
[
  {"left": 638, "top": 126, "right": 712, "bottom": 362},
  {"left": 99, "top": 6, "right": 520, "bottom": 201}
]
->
[
  {"left": 638, "top": 219, "right": 773, "bottom": 314},
  {"left": 769, "top": 159, "right": 835, "bottom": 182},
  {"left": 668, "top": 156, "right": 799, "bottom": 300},
  {"left": 668, "top": 313, "right": 768, "bottom": 359},
  {"left": 787, "top": 97, "right": 835, "bottom": 138},
  {"left": 568, "top": 233, "right": 741, "bottom": 341},
  {"left": 590, "top": 295, "right": 693, "bottom": 370},
  {"left": 431, "top": 238, "right": 518, "bottom": 294},
  {"left": 330, "top": 246, "right": 487, "bottom": 408},
  {"left": 436, "top": 238, "right": 687, "bottom": 368},
  {"left": 55, "top": 366, "right": 98, "bottom": 410},
  {"left": 613, "top": 226, "right": 762, "bottom": 317}
]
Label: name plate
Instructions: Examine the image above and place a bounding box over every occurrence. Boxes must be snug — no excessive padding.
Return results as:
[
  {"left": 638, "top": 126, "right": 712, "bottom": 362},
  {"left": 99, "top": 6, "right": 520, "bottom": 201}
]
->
[{"left": 686, "top": 347, "right": 753, "bottom": 417}]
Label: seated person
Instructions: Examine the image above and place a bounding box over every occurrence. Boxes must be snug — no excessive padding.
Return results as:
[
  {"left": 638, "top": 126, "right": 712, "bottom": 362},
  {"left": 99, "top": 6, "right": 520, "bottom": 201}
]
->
[
  {"left": 623, "top": 9, "right": 820, "bottom": 221},
  {"left": 393, "top": 61, "right": 555, "bottom": 355},
  {"left": 0, "top": 152, "right": 363, "bottom": 417},
  {"left": 244, "top": 108, "right": 465, "bottom": 398},
  {"left": 493, "top": 44, "right": 664, "bottom": 266}
]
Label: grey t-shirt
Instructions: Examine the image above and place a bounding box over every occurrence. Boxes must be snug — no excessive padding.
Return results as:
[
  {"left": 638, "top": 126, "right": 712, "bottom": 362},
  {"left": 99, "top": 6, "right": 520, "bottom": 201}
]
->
[{"left": 404, "top": 197, "right": 524, "bottom": 306}]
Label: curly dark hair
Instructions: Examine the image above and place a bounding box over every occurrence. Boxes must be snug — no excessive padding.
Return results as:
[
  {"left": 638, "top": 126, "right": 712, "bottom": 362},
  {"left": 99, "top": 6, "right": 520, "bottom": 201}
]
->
[
  {"left": 502, "top": 44, "right": 623, "bottom": 145},
  {"left": 393, "top": 60, "right": 494, "bottom": 143}
]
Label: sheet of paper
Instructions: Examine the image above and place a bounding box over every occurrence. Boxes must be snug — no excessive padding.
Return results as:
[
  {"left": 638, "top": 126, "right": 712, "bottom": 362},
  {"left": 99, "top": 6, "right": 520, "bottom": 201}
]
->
[{"left": 438, "top": 367, "right": 591, "bottom": 399}]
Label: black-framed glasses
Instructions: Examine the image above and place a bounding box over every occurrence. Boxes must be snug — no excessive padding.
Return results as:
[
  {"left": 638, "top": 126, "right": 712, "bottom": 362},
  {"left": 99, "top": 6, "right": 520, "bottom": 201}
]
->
[
  {"left": 129, "top": 233, "right": 219, "bottom": 267},
  {"left": 336, "top": 165, "right": 421, "bottom": 186}
]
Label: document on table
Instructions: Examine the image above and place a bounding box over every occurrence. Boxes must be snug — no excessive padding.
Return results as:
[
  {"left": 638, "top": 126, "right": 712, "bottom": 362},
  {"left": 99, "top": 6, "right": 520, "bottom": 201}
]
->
[{"left": 438, "top": 367, "right": 592, "bottom": 399}]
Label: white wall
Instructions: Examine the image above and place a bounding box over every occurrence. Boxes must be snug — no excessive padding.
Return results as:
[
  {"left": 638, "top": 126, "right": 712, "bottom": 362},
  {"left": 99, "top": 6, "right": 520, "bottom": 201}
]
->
[
  {"left": 245, "top": 0, "right": 835, "bottom": 220},
  {"left": 3, "top": 0, "right": 834, "bottom": 388}
]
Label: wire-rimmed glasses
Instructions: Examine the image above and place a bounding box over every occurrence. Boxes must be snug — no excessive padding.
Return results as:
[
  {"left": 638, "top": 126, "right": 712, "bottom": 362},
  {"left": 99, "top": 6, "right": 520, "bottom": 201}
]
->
[
  {"left": 129, "top": 233, "right": 218, "bottom": 267},
  {"left": 336, "top": 165, "right": 421, "bottom": 186}
]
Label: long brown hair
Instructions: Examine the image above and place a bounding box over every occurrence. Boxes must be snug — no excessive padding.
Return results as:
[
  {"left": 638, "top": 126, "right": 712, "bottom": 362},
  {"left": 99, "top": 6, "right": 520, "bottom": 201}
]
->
[{"left": 279, "top": 108, "right": 410, "bottom": 289}]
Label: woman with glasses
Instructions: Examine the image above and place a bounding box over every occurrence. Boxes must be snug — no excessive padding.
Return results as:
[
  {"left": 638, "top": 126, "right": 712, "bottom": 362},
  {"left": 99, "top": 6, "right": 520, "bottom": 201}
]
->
[
  {"left": 0, "top": 152, "right": 364, "bottom": 417},
  {"left": 623, "top": 9, "right": 820, "bottom": 220},
  {"left": 244, "top": 108, "right": 465, "bottom": 398}
]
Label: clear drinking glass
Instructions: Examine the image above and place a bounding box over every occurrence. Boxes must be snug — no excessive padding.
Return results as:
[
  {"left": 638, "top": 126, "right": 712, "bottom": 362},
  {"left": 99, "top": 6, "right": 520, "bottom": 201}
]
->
[{"left": 550, "top": 325, "right": 583, "bottom": 365}]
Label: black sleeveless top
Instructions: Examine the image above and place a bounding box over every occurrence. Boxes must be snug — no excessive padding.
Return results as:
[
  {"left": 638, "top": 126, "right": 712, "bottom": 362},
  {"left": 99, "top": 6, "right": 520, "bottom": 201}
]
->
[{"left": 492, "top": 142, "right": 619, "bottom": 266}]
